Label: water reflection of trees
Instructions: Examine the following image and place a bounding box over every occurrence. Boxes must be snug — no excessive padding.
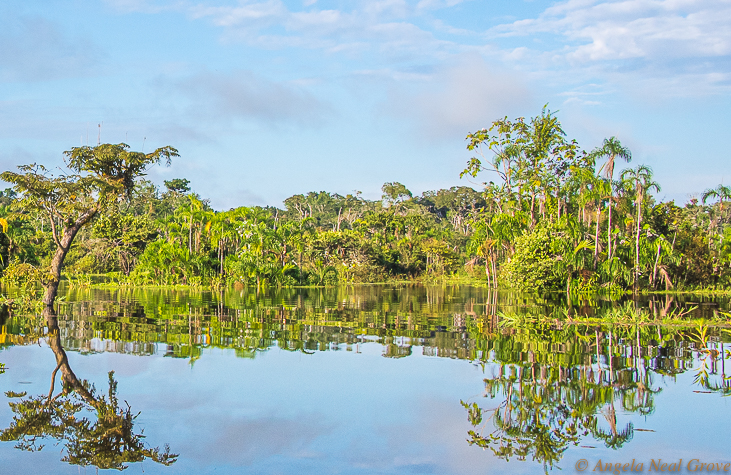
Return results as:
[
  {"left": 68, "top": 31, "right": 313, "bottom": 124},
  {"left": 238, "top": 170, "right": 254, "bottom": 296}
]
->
[
  {"left": 463, "top": 365, "right": 651, "bottom": 469},
  {"left": 3, "top": 286, "right": 497, "bottom": 360},
  {"left": 687, "top": 322, "right": 731, "bottom": 394},
  {"left": 0, "top": 307, "right": 177, "bottom": 470},
  {"left": 460, "top": 325, "right": 700, "bottom": 472},
  {"left": 3, "top": 290, "right": 728, "bottom": 380},
  {"left": 2, "top": 287, "right": 730, "bottom": 471},
  {"left": 3, "top": 287, "right": 728, "bottom": 364}
]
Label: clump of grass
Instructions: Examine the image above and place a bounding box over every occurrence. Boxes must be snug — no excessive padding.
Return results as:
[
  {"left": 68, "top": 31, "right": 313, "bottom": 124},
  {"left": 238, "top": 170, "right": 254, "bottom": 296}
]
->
[
  {"left": 598, "top": 302, "right": 647, "bottom": 324},
  {"left": 496, "top": 311, "right": 539, "bottom": 328}
]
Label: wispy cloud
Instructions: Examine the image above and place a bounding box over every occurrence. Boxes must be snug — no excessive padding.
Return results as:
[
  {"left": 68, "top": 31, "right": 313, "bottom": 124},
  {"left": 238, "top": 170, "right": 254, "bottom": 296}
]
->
[
  {"left": 103, "top": 0, "right": 184, "bottom": 13},
  {"left": 104, "top": 0, "right": 731, "bottom": 97},
  {"left": 174, "top": 70, "right": 334, "bottom": 127},
  {"left": 112, "top": 0, "right": 458, "bottom": 60},
  {"left": 382, "top": 55, "right": 533, "bottom": 140},
  {"left": 557, "top": 83, "right": 614, "bottom": 106},
  {"left": 416, "top": 0, "right": 467, "bottom": 10},
  {"left": 487, "top": 0, "right": 731, "bottom": 95},
  {"left": 191, "top": 0, "right": 287, "bottom": 28}
]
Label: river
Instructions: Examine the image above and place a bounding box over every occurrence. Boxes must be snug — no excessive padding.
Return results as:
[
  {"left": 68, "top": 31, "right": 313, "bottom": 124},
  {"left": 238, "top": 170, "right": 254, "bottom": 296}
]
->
[{"left": 0, "top": 284, "right": 729, "bottom": 474}]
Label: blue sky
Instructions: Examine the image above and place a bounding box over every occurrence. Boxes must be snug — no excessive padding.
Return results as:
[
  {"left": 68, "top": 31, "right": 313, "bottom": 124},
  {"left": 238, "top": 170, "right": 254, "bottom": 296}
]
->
[{"left": 1, "top": 0, "right": 729, "bottom": 209}]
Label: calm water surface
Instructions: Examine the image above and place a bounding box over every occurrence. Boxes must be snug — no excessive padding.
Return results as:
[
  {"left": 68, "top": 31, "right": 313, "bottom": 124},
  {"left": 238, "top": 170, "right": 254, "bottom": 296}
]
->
[{"left": 0, "top": 285, "right": 729, "bottom": 474}]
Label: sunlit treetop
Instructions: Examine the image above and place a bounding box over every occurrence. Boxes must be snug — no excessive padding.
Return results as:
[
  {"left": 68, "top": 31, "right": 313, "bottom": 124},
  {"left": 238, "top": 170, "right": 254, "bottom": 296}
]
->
[
  {"left": 1, "top": 143, "right": 179, "bottom": 222},
  {"left": 63, "top": 143, "right": 179, "bottom": 199}
]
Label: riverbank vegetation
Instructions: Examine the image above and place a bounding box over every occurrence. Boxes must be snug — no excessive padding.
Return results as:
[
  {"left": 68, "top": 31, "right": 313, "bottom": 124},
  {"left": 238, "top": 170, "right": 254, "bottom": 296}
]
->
[{"left": 1, "top": 108, "right": 730, "bottom": 294}]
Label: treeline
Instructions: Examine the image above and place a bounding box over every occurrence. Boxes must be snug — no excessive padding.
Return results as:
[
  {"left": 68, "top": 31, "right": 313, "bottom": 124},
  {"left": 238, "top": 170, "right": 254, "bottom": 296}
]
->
[
  {"left": 1, "top": 108, "right": 730, "bottom": 292},
  {"left": 0, "top": 178, "right": 482, "bottom": 287}
]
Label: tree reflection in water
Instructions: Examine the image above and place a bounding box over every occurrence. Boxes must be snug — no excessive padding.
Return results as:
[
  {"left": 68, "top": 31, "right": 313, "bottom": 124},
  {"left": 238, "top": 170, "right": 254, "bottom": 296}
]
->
[
  {"left": 461, "top": 328, "right": 666, "bottom": 472},
  {"left": 0, "top": 307, "right": 177, "bottom": 470}
]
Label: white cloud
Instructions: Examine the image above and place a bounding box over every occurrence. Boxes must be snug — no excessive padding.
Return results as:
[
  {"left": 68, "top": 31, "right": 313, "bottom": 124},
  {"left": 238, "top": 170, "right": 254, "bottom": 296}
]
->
[
  {"left": 557, "top": 83, "right": 615, "bottom": 105},
  {"left": 144, "top": 0, "right": 456, "bottom": 61},
  {"left": 103, "top": 0, "right": 183, "bottom": 13},
  {"left": 484, "top": 0, "right": 731, "bottom": 97},
  {"left": 416, "top": 0, "right": 466, "bottom": 10},
  {"left": 362, "top": 0, "right": 410, "bottom": 17},
  {"left": 101, "top": 0, "right": 731, "bottom": 99},
  {"left": 383, "top": 55, "right": 533, "bottom": 140},
  {"left": 286, "top": 9, "right": 359, "bottom": 38},
  {"left": 491, "top": 0, "right": 731, "bottom": 62},
  {"left": 568, "top": 4, "right": 731, "bottom": 62},
  {"left": 430, "top": 18, "right": 477, "bottom": 37},
  {"left": 191, "top": 0, "right": 286, "bottom": 27}
]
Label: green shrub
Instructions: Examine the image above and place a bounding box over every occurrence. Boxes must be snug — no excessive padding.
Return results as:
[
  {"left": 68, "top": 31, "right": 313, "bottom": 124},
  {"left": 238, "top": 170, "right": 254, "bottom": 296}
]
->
[{"left": 501, "top": 226, "right": 564, "bottom": 292}]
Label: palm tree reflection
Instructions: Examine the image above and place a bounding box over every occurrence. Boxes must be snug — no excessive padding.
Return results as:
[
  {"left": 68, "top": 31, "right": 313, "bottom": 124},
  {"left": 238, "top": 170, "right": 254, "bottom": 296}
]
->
[
  {"left": 462, "top": 359, "right": 658, "bottom": 471},
  {"left": 0, "top": 307, "right": 177, "bottom": 470}
]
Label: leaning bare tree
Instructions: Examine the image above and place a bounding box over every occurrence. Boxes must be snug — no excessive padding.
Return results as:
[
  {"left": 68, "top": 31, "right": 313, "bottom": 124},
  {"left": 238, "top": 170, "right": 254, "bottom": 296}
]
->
[{"left": 1, "top": 143, "right": 178, "bottom": 306}]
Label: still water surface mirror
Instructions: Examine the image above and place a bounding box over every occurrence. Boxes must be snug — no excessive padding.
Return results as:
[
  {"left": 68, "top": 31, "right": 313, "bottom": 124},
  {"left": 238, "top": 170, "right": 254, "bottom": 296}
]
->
[{"left": 0, "top": 285, "right": 729, "bottom": 474}]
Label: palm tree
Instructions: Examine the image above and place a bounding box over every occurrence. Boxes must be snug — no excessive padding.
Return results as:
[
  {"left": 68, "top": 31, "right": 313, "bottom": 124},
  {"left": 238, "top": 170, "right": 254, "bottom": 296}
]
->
[
  {"left": 175, "top": 195, "right": 206, "bottom": 255},
  {"left": 573, "top": 167, "right": 610, "bottom": 265},
  {"left": 620, "top": 165, "right": 660, "bottom": 292},
  {"left": 701, "top": 184, "right": 731, "bottom": 256},
  {"left": 702, "top": 184, "right": 731, "bottom": 210},
  {"left": 590, "top": 137, "right": 632, "bottom": 260},
  {"left": 206, "top": 209, "right": 240, "bottom": 279}
]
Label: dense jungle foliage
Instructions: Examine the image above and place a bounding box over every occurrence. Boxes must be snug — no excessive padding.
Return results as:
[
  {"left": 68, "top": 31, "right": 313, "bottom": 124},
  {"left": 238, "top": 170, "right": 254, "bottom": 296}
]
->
[{"left": 1, "top": 108, "right": 730, "bottom": 293}]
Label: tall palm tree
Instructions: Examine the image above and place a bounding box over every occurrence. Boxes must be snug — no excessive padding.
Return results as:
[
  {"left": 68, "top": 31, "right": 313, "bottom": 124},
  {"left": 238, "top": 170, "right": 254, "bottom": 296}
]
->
[
  {"left": 573, "top": 167, "right": 610, "bottom": 265},
  {"left": 590, "top": 137, "right": 632, "bottom": 260},
  {"left": 621, "top": 165, "right": 660, "bottom": 292},
  {"left": 175, "top": 195, "right": 206, "bottom": 255},
  {"left": 206, "top": 209, "right": 238, "bottom": 278}
]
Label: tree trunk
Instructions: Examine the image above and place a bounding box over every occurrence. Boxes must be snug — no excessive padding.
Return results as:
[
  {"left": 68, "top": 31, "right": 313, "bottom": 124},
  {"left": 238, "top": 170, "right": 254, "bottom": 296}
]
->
[
  {"left": 594, "top": 205, "right": 601, "bottom": 266},
  {"left": 634, "top": 195, "right": 642, "bottom": 293},
  {"left": 491, "top": 256, "right": 498, "bottom": 289},
  {"left": 188, "top": 216, "right": 193, "bottom": 254},
  {"left": 652, "top": 243, "right": 661, "bottom": 288},
  {"left": 43, "top": 209, "right": 98, "bottom": 306},
  {"left": 43, "top": 306, "right": 95, "bottom": 403},
  {"left": 557, "top": 197, "right": 561, "bottom": 221},
  {"left": 539, "top": 195, "right": 545, "bottom": 219},
  {"left": 607, "top": 199, "right": 613, "bottom": 260},
  {"left": 485, "top": 259, "right": 491, "bottom": 288}
]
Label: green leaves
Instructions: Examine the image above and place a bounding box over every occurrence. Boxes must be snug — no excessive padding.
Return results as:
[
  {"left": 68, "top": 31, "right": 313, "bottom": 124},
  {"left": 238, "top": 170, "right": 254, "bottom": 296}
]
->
[
  {"left": 463, "top": 107, "right": 589, "bottom": 229},
  {"left": 1, "top": 371, "right": 177, "bottom": 470},
  {"left": 590, "top": 136, "right": 632, "bottom": 180},
  {"left": 64, "top": 143, "right": 178, "bottom": 198},
  {"left": 501, "top": 224, "right": 566, "bottom": 292},
  {"left": 1, "top": 143, "right": 177, "bottom": 303}
]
